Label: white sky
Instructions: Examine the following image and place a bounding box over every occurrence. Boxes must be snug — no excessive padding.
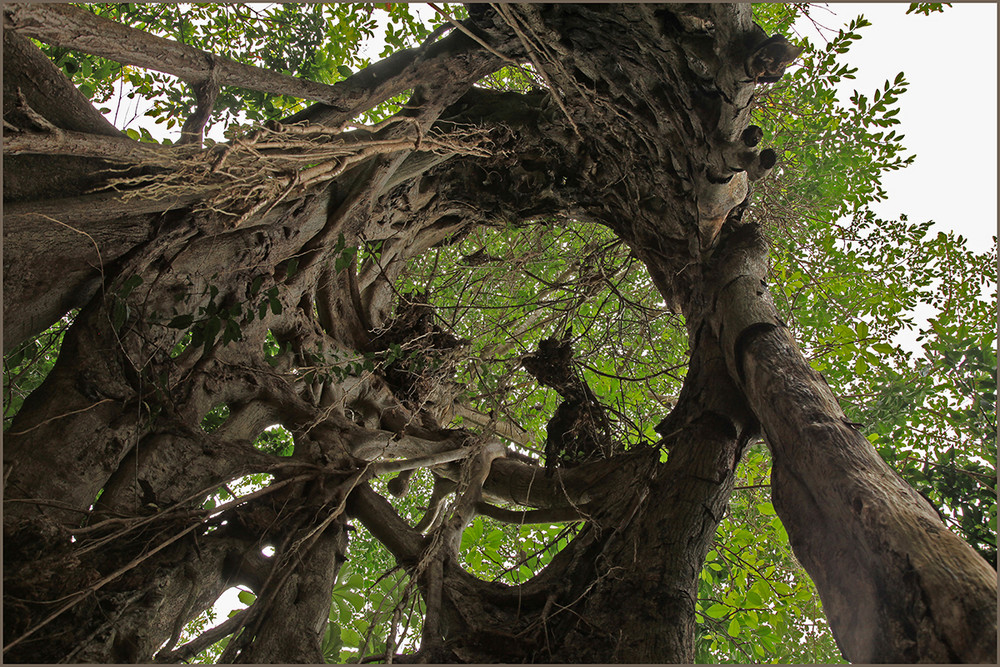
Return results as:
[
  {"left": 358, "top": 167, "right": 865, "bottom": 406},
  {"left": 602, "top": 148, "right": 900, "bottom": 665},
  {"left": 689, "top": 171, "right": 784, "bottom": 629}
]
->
[{"left": 794, "top": 3, "right": 997, "bottom": 254}]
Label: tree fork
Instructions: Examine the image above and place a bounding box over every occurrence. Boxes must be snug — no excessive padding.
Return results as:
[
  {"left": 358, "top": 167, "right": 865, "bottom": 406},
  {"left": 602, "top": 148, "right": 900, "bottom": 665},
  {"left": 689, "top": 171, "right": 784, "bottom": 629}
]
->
[{"left": 357, "top": 329, "right": 755, "bottom": 663}]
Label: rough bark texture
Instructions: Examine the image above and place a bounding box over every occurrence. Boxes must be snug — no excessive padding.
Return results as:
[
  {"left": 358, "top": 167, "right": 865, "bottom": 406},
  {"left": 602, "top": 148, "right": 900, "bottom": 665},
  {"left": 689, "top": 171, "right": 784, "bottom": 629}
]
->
[
  {"left": 3, "top": 4, "right": 995, "bottom": 664},
  {"left": 700, "top": 225, "right": 998, "bottom": 663},
  {"left": 4, "top": 3, "right": 340, "bottom": 102}
]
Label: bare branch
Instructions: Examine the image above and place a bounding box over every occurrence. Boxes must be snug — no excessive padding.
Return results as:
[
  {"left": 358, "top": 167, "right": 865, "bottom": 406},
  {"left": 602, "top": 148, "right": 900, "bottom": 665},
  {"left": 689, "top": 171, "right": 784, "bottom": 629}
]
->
[
  {"left": 371, "top": 446, "right": 475, "bottom": 475},
  {"left": 153, "top": 606, "right": 251, "bottom": 663},
  {"left": 474, "top": 501, "right": 589, "bottom": 525},
  {"left": 3, "top": 128, "right": 182, "bottom": 165},
  {"left": 4, "top": 4, "right": 338, "bottom": 101},
  {"left": 348, "top": 484, "right": 427, "bottom": 564}
]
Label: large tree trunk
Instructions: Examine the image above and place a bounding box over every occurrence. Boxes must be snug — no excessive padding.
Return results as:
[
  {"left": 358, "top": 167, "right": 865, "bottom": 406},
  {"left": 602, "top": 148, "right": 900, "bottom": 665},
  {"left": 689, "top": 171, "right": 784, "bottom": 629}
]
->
[
  {"left": 3, "top": 29, "right": 146, "bottom": 352},
  {"left": 701, "top": 226, "right": 997, "bottom": 662},
  {"left": 546, "top": 330, "right": 757, "bottom": 663},
  {"left": 3, "top": 4, "right": 995, "bottom": 664}
]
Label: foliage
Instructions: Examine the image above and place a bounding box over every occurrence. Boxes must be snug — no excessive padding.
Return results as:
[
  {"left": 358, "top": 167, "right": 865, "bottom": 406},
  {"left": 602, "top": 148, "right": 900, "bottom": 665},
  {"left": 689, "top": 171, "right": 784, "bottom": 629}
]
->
[
  {"left": 906, "top": 3, "right": 951, "bottom": 16},
  {"left": 688, "top": 4, "right": 998, "bottom": 660},
  {"left": 696, "top": 446, "right": 841, "bottom": 663},
  {"left": 3, "top": 310, "right": 77, "bottom": 431},
  {"left": 751, "top": 4, "right": 996, "bottom": 573},
  {"left": 398, "top": 220, "right": 687, "bottom": 453}
]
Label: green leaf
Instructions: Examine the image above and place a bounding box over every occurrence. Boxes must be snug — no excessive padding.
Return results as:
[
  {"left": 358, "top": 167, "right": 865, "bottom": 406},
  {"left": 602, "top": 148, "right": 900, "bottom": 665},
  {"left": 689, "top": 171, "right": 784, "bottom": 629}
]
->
[
  {"left": 727, "top": 618, "right": 741, "bottom": 637},
  {"left": 704, "top": 603, "right": 729, "bottom": 619},
  {"left": 338, "top": 590, "right": 365, "bottom": 610},
  {"left": 250, "top": 275, "right": 264, "bottom": 295},
  {"left": 112, "top": 300, "right": 130, "bottom": 332},
  {"left": 321, "top": 622, "right": 343, "bottom": 660},
  {"left": 756, "top": 502, "right": 776, "bottom": 515},
  {"left": 337, "top": 64, "right": 353, "bottom": 78},
  {"left": 752, "top": 581, "right": 773, "bottom": 602},
  {"left": 238, "top": 590, "right": 256, "bottom": 605},
  {"left": 855, "top": 355, "right": 869, "bottom": 374},
  {"left": 223, "top": 318, "right": 242, "bottom": 344},
  {"left": 167, "top": 314, "right": 194, "bottom": 329},
  {"left": 202, "top": 316, "right": 222, "bottom": 354},
  {"left": 335, "top": 250, "right": 354, "bottom": 273},
  {"left": 120, "top": 275, "right": 144, "bottom": 297},
  {"left": 340, "top": 626, "right": 361, "bottom": 648}
]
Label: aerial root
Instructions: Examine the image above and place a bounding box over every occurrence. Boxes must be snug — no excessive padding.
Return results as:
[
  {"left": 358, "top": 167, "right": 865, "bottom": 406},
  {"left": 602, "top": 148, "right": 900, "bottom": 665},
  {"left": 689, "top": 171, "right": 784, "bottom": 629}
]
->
[{"left": 103, "top": 120, "right": 502, "bottom": 228}]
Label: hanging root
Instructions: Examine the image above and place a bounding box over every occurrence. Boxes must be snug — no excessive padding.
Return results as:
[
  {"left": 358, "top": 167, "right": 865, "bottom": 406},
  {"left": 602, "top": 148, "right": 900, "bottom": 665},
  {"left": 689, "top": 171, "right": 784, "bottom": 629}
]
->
[{"left": 105, "top": 120, "right": 501, "bottom": 228}]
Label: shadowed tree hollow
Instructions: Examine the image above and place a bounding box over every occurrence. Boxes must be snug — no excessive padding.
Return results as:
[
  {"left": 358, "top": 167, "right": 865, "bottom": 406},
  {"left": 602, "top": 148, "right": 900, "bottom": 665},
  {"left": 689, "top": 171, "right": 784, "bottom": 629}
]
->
[{"left": 3, "top": 3, "right": 996, "bottom": 664}]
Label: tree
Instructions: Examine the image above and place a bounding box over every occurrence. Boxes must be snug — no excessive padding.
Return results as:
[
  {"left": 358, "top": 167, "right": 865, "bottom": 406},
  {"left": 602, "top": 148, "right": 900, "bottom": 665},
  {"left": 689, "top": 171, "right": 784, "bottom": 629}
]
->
[{"left": 3, "top": 3, "right": 995, "bottom": 663}]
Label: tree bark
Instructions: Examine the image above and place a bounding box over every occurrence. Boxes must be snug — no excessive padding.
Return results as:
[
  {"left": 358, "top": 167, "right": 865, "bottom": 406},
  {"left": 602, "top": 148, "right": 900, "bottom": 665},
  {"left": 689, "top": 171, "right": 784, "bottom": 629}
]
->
[
  {"left": 4, "top": 4, "right": 337, "bottom": 101},
  {"left": 230, "top": 523, "right": 349, "bottom": 664},
  {"left": 4, "top": 3, "right": 509, "bottom": 132},
  {"left": 4, "top": 517, "right": 257, "bottom": 663},
  {"left": 547, "top": 328, "right": 757, "bottom": 663},
  {"left": 4, "top": 3, "right": 996, "bottom": 664},
  {"left": 3, "top": 30, "right": 158, "bottom": 350},
  {"left": 703, "top": 225, "right": 997, "bottom": 663}
]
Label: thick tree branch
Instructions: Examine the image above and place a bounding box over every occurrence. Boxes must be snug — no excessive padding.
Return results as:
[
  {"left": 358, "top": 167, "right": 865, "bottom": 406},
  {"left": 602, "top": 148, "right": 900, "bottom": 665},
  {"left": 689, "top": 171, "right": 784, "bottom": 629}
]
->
[
  {"left": 4, "top": 4, "right": 516, "bottom": 137},
  {"left": 474, "top": 501, "right": 587, "bottom": 525},
  {"left": 413, "top": 475, "right": 458, "bottom": 534},
  {"left": 286, "top": 11, "right": 518, "bottom": 128},
  {"left": 3, "top": 128, "right": 181, "bottom": 164},
  {"left": 705, "top": 225, "right": 997, "bottom": 663},
  {"left": 153, "top": 606, "right": 251, "bottom": 663},
  {"left": 430, "top": 450, "right": 648, "bottom": 510},
  {"left": 370, "top": 447, "right": 477, "bottom": 475},
  {"left": 2, "top": 30, "right": 121, "bottom": 139},
  {"left": 452, "top": 403, "right": 533, "bottom": 446},
  {"left": 440, "top": 440, "right": 506, "bottom": 550},
  {"left": 351, "top": 428, "right": 469, "bottom": 462},
  {"left": 347, "top": 483, "right": 427, "bottom": 564},
  {"left": 178, "top": 73, "right": 220, "bottom": 147},
  {"left": 4, "top": 4, "right": 340, "bottom": 102}
]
